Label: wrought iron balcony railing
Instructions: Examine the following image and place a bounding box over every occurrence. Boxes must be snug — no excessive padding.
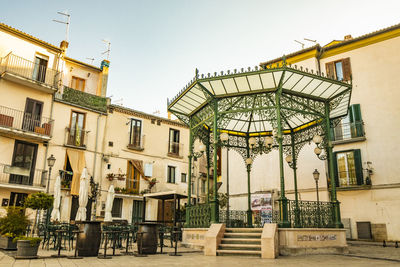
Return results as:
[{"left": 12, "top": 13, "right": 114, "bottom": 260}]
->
[
  {"left": 0, "top": 105, "right": 53, "bottom": 137},
  {"left": 65, "top": 127, "right": 88, "bottom": 148},
  {"left": 59, "top": 170, "right": 73, "bottom": 190},
  {"left": 287, "top": 199, "right": 334, "bottom": 228},
  {"left": 0, "top": 53, "right": 60, "bottom": 89},
  {"left": 55, "top": 86, "right": 108, "bottom": 113},
  {"left": 167, "top": 141, "right": 184, "bottom": 157},
  {"left": 0, "top": 162, "right": 46, "bottom": 188},
  {"left": 128, "top": 134, "right": 145, "bottom": 150},
  {"left": 332, "top": 121, "right": 365, "bottom": 141}
]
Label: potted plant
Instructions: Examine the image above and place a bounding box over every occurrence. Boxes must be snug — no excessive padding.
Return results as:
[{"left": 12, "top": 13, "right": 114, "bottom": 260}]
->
[
  {"left": 106, "top": 173, "right": 115, "bottom": 181},
  {"left": 114, "top": 187, "right": 121, "bottom": 193},
  {"left": 24, "top": 192, "right": 53, "bottom": 236},
  {"left": 120, "top": 187, "right": 127, "bottom": 194},
  {"left": 13, "top": 236, "right": 42, "bottom": 258},
  {"left": 0, "top": 207, "right": 29, "bottom": 250},
  {"left": 117, "top": 173, "right": 126, "bottom": 181}
]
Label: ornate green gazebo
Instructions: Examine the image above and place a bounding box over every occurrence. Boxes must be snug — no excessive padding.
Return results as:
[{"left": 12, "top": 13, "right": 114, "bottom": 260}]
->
[{"left": 167, "top": 60, "right": 352, "bottom": 228}]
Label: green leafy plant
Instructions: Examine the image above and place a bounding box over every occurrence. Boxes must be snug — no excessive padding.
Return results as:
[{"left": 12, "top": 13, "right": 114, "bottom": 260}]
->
[
  {"left": 0, "top": 207, "right": 29, "bottom": 238},
  {"left": 24, "top": 192, "right": 54, "bottom": 210},
  {"left": 13, "top": 236, "right": 42, "bottom": 246}
]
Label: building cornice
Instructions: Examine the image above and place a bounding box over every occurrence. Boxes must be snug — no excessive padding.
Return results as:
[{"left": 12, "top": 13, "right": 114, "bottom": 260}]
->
[
  {"left": 0, "top": 22, "right": 62, "bottom": 52},
  {"left": 110, "top": 105, "right": 188, "bottom": 128},
  {"left": 64, "top": 56, "right": 102, "bottom": 72}
]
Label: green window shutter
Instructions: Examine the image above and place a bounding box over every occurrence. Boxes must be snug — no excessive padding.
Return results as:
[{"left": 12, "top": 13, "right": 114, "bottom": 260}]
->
[
  {"left": 349, "top": 104, "right": 363, "bottom": 138},
  {"left": 354, "top": 149, "right": 364, "bottom": 185},
  {"left": 331, "top": 152, "right": 339, "bottom": 188}
]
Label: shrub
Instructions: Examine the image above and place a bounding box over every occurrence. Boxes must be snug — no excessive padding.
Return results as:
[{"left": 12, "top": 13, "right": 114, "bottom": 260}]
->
[
  {"left": 0, "top": 207, "right": 29, "bottom": 238},
  {"left": 13, "top": 236, "right": 42, "bottom": 246},
  {"left": 24, "top": 192, "right": 54, "bottom": 210}
]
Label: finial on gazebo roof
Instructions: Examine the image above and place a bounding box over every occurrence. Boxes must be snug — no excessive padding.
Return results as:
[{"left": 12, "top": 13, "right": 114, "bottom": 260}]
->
[{"left": 195, "top": 68, "right": 199, "bottom": 79}]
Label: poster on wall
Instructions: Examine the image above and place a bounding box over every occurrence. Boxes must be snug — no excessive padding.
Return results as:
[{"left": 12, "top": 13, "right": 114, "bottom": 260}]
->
[{"left": 251, "top": 193, "right": 272, "bottom": 225}]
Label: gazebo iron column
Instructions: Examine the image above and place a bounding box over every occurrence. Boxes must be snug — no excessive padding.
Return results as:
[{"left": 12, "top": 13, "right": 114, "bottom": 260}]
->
[
  {"left": 226, "top": 141, "right": 230, "bottom": 227},
  {"left": 186, "top": 117, "right": 194, "bottom": 224},
  {"left": 325, "top": 103, "right": 343, "bottom": 228},
  {"left": 290, "top": 133, "right": 300, "bottom": 228},
  {"left": 246, "top": 137, "right": 252, "bottom": 227},
  {"left": 206, "top": 133, "right": 210, "bottom": 203},
  {"left": 276, "top": 70, "right": 290, "bottom": 228},
  {"left": 211, "top": 99, "right": 219, "bottom": 223}
]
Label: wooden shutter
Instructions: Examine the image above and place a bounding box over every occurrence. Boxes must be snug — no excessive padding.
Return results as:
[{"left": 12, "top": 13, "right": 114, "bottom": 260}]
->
[
  {"left": 332, "top": 152, "right": 339, "bottom": 187},
  {"left": 325, "top": 62, "right": 335, "bottom": 79},
  {"left": 349, "top": 104, "right": 363, "bottom": 137},
  {"left": 342, "top": 58, "right": 352, "bottom": 81},
  {"left": 354, "top": 149, "right": 364, "bottom": 185}
]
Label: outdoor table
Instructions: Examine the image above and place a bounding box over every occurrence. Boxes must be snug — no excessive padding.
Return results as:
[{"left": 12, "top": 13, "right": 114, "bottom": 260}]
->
[
  {"left": 51, "top": 229, "right": 67, "bottom": 258},
  {"left": 67, "top": 230, "right": 83, "bottom": 259}
]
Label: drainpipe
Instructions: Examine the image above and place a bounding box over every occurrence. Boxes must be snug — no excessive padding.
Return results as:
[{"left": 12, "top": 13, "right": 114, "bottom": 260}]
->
[{"left": 91, "top": 113, "right": 101, "bottom": 220}]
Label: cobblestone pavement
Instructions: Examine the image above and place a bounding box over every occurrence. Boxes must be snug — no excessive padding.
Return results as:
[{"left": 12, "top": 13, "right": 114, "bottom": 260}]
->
[{"left": 0, "top": 243, "right": 399, "bottom": 267}]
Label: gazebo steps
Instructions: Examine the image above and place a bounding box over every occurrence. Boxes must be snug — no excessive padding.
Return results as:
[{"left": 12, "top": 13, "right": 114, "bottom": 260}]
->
[
  {"left": 225, "top": 228, "right": 262, "bottom": 233},
  {"left": 221, "top": 238, "right": 261, "bottom": 244},
  {"left": 216, "top": 249, "right": 261, "bottom": 257},
  {"left": 219, "top": 243, "right": 261, "bottom": 251},
  {"left": 224, "top": 232, "right": 261, "bottom": 238},
  {"left": 218, "top": 228, "right": 262, "bottom": 257}
]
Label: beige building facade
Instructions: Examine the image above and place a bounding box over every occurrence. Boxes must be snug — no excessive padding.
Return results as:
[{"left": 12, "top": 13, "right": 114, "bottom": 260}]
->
[
  {"left": 0, "top": 22, "right": 193, "bottom": 226},
  {"left": 222, "top": 24, "right": 400, "bottom": 241}
]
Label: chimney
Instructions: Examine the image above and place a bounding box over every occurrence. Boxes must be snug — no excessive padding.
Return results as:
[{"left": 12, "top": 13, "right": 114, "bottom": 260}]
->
[
  {"left": 344, "top": 35, "right": 353, "bottom": 41},
  {"left": 60, "top": 40, "right": 69, "bottom": 53},
  {"left": 99, "top": 60, "right": 110, "bottom": 97}
]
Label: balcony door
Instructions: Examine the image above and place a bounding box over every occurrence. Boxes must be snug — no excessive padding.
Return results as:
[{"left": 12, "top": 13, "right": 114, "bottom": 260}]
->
[
  {"left": 22, "top": 98, "right": 43, "bottom": 132},
  {"left": 68, "top": 111, "right": 86, "bottom": 147},
  {"left": 32, "top": 55, "right": 48, "bottom": 83},
  {"left": 9, "top": 140, "right": 38, "bottom": 185}
]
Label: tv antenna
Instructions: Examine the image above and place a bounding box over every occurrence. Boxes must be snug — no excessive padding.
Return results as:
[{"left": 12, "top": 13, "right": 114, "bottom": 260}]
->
[
  {"left": 304, "top": 38, "right": 317, "bottom": 44},
  {"left": 53, "top": 11, "right": 71, "bottom": 41},
  {"left": 86, "top": 57, "right": 95, "bottom": 64},
  {"left": 294, "top": 40, "right": 305, "bottom": 49},
  {"left": 102, "top": 39, "right": 111, "bottom": 60}
]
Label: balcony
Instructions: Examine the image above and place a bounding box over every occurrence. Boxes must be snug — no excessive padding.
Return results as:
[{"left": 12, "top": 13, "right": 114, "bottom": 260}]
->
[
  {"left": 0, "top": 105, "right": 53, "bottom": 141},
  {"left": 59, "top": 170, "right": 73, "bottom": 190},
  {"left": 127, "top": 134, "right": 145, "bottom": 151},
  {"left": 0, "top": 53, "right": 60, "bottom": 93},
  {"left": 64, "top": 127, "right": 88, "bottom": 149},
  {"left": 0, "top": 163, "right": 46, "bottom": 190},
  {"left": 332, "top": 121, "right": 365, "bottom": 144},
  {"left": 55, "top": 86, "right": 108, "bottom": 113},
  {"left": 167, "top": 142, "right": 184, "bottom": 158}
]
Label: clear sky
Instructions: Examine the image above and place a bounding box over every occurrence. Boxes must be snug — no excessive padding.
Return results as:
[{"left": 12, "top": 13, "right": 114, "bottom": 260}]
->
[{"left": 1, "top": 0, "right": 399, "bottom": 116}]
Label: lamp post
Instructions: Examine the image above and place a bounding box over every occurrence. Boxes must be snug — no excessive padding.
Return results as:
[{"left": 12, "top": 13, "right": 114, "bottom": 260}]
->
[
  {"left": 313, "top": 169, "right": 320, "bottom": 227},
  {"left": 46, "top": 154, "right": 56, "bottom": 193}
]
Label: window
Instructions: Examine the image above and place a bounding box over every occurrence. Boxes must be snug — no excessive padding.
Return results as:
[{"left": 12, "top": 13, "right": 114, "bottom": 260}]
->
[
  {"left": 332, "top": 104, "right": 364, "bottom": 141},
  {"left": 9, "top": 192, "right": 28, "bottom": 207},
  {"left": 181, "top": 173, "right": 187, "bottom": 183},
  {"left": 127, "top": 161, "right": 140, "bottom": 194},
  {"left": 68, "top": 111, "right": 86, "bottom": 147},
  {"left": 333, "top": 149, "right": 363, "bottom": 187},
  {"left": 325, "top": 58, "right": 351, "bottom": 81},
  {"left": 9, "top": 140, "right": 38, "bottom": 186},
  {"left": 168, "top": 129, "right": 180, "bottom": 156},
  {"left": 112, "top": 198, "right": 123, "bottom": 217},
  {"left": 32, "top": 55, "right": 48, "bottom": 82},
  {"left": 23, "top": 98, "right": 43, "bottom": 132},
  {"left": 129, "top": 119, "right": 142, "bottom": 148},
  {"left": 71, "top": 76, "right": 86, "bottom": 91},
  {"left": 201, "top": 179, "right": 206, "bottom": 194},
  {"left": 167, "top": 166, "right": 176, "bottom": 183}
]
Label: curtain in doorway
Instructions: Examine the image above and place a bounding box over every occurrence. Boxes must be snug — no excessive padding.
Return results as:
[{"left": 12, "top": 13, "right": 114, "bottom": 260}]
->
[{"left": 67, "top": 149, "right": 86, "bottom": 195}]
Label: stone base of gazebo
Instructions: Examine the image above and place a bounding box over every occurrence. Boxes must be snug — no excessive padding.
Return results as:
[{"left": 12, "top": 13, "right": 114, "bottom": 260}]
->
[
  {"left": 278, "top": 228, "right": 348, "bottom": 256},
  {"left": 182, "top": 225, "right": 348, "bottom": 258}
]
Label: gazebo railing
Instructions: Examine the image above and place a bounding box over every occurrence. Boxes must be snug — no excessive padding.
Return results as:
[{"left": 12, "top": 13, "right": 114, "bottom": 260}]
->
[
  {"left": 185, "top": 203, "right": 211, "bottom": 228},
  {"left": 288, "top": 200, "right": 334, "bottom": 228}
]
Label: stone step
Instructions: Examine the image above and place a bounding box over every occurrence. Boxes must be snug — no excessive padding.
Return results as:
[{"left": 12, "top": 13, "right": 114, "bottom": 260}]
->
[
  {"left": 219, "top": 243, "right": 261, "bottom": 251},
  {"left": 224, "top": 232, "right": 261, "bottom": 238},
  {"left": 221, "top": 238, "right": 261, "bottom": 245},
  {"left": 216, "top": 249, "right": 261, "bottom": 257},
  {"left": 225, "top": 228, "right": 262, "bottom": 233}
]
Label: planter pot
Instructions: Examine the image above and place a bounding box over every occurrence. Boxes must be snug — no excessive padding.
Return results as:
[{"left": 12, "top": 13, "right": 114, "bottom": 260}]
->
[
  {"left": 76, "top": 221, "right": 101, "bottom": 256},
  {"left": 0, "top": 236, "right": 17, "bottom": 250},
  {"left": 16, "top": 240, "right": 39, "bottom": 258}
]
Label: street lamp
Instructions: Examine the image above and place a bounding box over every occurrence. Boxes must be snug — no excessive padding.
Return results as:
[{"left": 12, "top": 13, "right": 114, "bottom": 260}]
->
[
  {"left": 313, "top": 169, "right": 321, "bottom": 227},
  {"left": 46, "top": 154, "right": 56, "bottom": 193}
]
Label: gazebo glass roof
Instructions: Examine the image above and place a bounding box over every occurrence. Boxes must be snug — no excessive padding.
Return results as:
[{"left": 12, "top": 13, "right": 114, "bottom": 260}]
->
[{"left": 168, "top": 64, "right": 352, "bottom": 135}]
